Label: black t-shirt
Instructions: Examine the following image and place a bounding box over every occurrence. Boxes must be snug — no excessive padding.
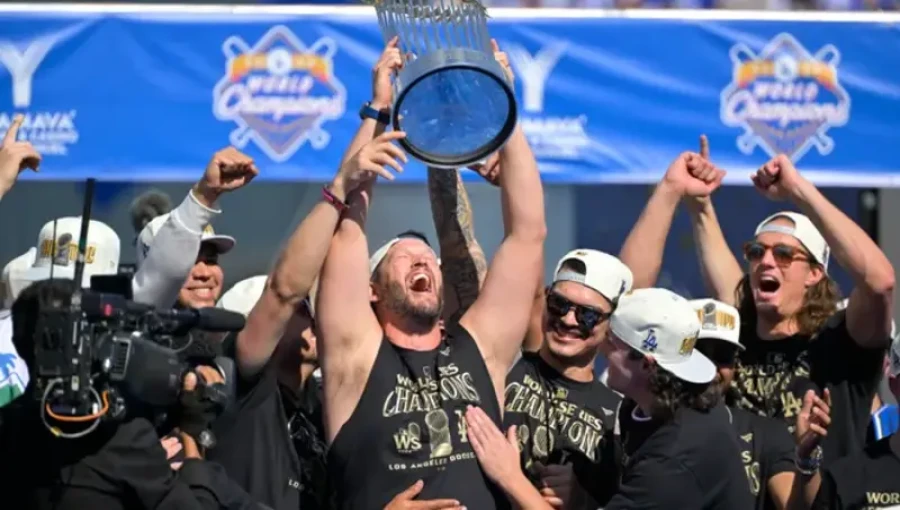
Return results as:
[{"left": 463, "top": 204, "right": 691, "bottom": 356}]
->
[
  {"left": 502, "top": 351, "right": 620, "bottom": 485},
  {"left": 730, "top": 406, "right": 796, "bottom": 510},
  {"left": 608, "top": 399, "right": 754, "bottom": 510},
  {"left": 327, "top": 322, "right": 509, "bottom": 510},
  {"left": 207, "top": 337, "right": 303, "bottom": 510},
  {"left": 814, "top": 435, "right": 900, "bottom": 509},
  {"left": 732, "top": 310, "right": 885, "bottom": 466}
]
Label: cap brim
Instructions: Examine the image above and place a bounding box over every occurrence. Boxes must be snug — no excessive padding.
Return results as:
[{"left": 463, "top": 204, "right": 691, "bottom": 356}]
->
[
  {"left": 657, "top": 350, "right": 717, "bottom": 384},
  {"left": 201, "top": 235, "right": 235, "bottom": 255},
  {"left": 697, "top": 331, "right": 746, "bottom": 351},
  {"left": 7, "top": 264, "right": 82, "bottom": 298}
]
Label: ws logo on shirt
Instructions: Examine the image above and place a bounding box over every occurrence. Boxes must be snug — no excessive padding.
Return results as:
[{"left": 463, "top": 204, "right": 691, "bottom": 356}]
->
[{"left": 720, "top": 33, "right": 850, "bottom": 163}]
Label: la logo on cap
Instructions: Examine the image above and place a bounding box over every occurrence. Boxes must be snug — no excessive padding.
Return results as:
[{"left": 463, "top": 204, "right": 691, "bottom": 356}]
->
[{"left": 641, "top": 329, "right": 658, "bottom": 352}]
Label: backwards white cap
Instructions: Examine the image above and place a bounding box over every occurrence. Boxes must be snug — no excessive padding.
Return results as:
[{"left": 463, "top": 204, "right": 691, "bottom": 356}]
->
[
  {"left": 552, "top": 249, "right": 633, "bottom": 303},
  {"left": 689, "top": 298, "right": 743, "bottom": 351},
  {"left": 611, "top": 288, "right": 715, "bottom": 384},
  {"left": 755, "top": 211, "right": 830, "bottom": 271},
  {"left": 7, "top": 217, "right": 121, "bottom": 298},
  {"left": 137, "top": 213, "right": 235, "bottom": 268},
  {"left": 369, "top": 233, "right": 437, "bottom": 279}
]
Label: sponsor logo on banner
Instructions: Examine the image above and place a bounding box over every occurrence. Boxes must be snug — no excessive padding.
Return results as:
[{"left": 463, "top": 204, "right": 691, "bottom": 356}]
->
[
  {"left": 213, "top": 26, "right": 347, "bottom": 163},
  {"left": 0, "top": 35, "right": 79, "bottom": 156},
  {"left": 720, "top": 33, "right": 850, "bottom": 162},
  {"left": 506, "top": 42, "right": 589, "bottom": 160}
]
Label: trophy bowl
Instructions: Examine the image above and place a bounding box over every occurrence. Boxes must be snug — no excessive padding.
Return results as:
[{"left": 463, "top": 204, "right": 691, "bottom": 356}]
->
[{"left": 373, "top": 0, "right": 518, "bottom": 168}]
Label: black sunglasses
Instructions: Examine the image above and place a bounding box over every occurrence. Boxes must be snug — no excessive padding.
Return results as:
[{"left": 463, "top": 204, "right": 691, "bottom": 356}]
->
[
  {"left": 743, "top": 241, "right": 810, "bottom": 268},
  {"left": 545, "top": 291, "right": 610, "bottom": 332},
  {"left": 695, "top": 338, "right": 739, "bottom": 367}
]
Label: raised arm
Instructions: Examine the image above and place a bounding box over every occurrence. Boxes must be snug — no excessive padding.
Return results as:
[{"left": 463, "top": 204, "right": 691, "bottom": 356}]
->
[
  {"left": 316, "top": 132, "right": 407, "bottom": 368},
  {"left": 755, "top": 155, "right": 895, "bottom": 348},
  {"left": 235, "top": 161, "right": 372, "bottom": 377},
  {"left": 428, "top": 168, "right": 489, "bottom": 322},
  {"left": 684, "top": 137, "right": 743, "bottom": 305},
  {"left": 619, "top": 146, "right": 724, "bottom": 289},
  {"left": 0, "top": 115, "right": 40, "bottom": 202},
  {"left": 458, "top": 122, "right": 546, "bottom": 376}
]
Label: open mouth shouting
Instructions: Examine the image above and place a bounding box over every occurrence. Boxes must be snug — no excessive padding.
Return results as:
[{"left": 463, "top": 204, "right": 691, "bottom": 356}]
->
[
  {"left": 754, "top": 272, "right": 782, "bottom": 302},
  {"left": 408, "top": 270, "right": 433, "bottom": 294}
]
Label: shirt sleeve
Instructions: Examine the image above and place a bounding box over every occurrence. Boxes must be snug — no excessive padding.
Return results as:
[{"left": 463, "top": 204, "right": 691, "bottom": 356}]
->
[
  {"left": 131, "top": 191, "right": 220, "bottom": 309},
  {"left": 761, "top": 415, "right": 796, "bottom": 476},
  {"left": 603, "top": 456, "right": 703, "bottom": 510}
]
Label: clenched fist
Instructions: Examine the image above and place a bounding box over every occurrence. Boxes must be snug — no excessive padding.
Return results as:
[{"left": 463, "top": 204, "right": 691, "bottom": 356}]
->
[
  {"left": 752, "top": 154, "right": 807, "bottom": 202},
  {"left": 193, "top": 146, "right": 259, "bottom": 207},
  {"left": 661, "top": 150, "right": 724, "bottom": 199},
  {"left": 0, "top": 114, "right": 41, "bottom": 197}
]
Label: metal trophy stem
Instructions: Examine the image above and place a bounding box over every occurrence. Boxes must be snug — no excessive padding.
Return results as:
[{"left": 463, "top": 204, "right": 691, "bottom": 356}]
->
[{"left": 372, "top": 0, "right": 517, "bottom": 168}]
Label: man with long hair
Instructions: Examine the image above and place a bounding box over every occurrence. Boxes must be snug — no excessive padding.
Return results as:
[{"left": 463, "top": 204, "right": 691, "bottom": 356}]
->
[{"left": 620, "top": 138, "right": 894, "bottom": 469}]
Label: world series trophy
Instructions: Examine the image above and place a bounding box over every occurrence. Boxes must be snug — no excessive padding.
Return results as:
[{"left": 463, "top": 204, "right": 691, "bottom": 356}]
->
[{"left": 370, "top": 0, "right": 518, "bottom": 168}]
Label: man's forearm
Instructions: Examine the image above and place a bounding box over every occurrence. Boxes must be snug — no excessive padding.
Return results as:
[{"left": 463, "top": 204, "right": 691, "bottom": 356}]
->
[
  {"left": 685, "top": 197, "right": 744, "bottom": 305},
  {"left": 428, "top": 168, "right": 488, "bottom": 321},
  {"left": 791, "top": 180, "right": 894, "bottom": 295},
  {"left": 497, "top": 126, "right": 545, "bottom": 240},
  {"left": 619, "top": 182, "right": 681, "bottom": 289},
  {"left": 340, "top": 115, "right": 388, "bottom": 168}
]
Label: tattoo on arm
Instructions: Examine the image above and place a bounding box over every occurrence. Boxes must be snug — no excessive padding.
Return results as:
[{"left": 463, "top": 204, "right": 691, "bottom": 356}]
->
[{"left": 428, "top": 168, "right": 488, "bottom": 322}]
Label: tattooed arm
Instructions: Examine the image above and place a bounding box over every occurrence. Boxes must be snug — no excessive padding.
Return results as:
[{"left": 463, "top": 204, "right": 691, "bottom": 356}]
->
[{"left": 428, "top": 168, "right": 489, "bottom": 323}]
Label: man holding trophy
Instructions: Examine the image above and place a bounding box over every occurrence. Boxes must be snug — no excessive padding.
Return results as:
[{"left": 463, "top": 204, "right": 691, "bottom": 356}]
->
[{"left": 315, "top": 0, "right": 542, "bottom": 508}]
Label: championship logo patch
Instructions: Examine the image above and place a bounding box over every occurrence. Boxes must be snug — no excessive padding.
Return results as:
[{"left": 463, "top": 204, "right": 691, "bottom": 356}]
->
[
  {"left": 212, "top": 26, "right": 347, "bottom": 163},
  {"left": 720, "top": 33, "right": 850, "bottom": 163}
]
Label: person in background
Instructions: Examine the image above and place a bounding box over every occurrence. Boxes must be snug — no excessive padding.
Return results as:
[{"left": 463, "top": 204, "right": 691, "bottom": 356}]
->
[
  {"left": 604, "top": 288, "right": 752, "bottom": 509},
  {"left": 0, "top": 114, "right": 39, "bottom": 202},
  {"left": 813, "top": 336, "right": 900, "bottom": 509},
  {"left": 502, "top": 249, "right": 630, "bottom": 508},
  {"left": 214, "top": 274, "right": 329, "bottom": 509},
  {"left": 135, "top": 146, "right": 256, "bottom": 310},
  {"left": 621, "top": 135, "right": 894, "bottom": 467},
  {"left": 0, "top": 248, "right": 36, "bottom": 408},
  {"left": 690, "top": 298, "right": 826, "bottom": 509}
]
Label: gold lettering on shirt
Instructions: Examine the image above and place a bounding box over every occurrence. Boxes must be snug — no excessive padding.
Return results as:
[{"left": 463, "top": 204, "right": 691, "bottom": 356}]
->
[
  {"left": 504, "top": 374, "right": 610, "bottom": 466},
  {"left": 733, "top": 350, "right": 812, "bottom": 430},
  {"left": 739, "top": 435, "right": 761, "bottom": 496},
  {"left": 865, "top": 492, "right": 900, "bottom": 506},
  {"left": 381, "top": 362, "right": 483, "bottom": 472}
]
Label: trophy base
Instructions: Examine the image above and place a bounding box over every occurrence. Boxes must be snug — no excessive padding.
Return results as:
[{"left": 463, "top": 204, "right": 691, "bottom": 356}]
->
[{"left": 392, "top": 49, "right": 517, "bottom": 169}]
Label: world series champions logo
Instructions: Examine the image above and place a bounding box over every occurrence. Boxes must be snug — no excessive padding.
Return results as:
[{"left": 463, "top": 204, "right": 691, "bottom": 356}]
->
[
  {"left": 720, "top": 33, "right": 851, "bottom": 163},
  {"left": 212, "top": 26, "right": 347, "bottom": 163}
]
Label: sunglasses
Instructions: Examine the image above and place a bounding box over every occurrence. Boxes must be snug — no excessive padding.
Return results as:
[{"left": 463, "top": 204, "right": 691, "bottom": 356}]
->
[
  {"left": 545, "top": 291, "right": 610, "bottom": 332},
  {"left": 695, "top": 338, "right": 739, "bottom": 367},
  {"left": 742, "top": 241, "right": 810, "bottom": 268}
]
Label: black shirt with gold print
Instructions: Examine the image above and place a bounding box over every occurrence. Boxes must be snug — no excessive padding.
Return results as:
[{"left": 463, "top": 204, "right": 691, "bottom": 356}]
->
[
  {"left": 732, "top": 311, "right": 885, "bottom": 466},
  {"left": 730, "top": 406, "right": 795, "bottom": 510},
  {"left": 814, "top": 436, "right": 900, "bottom": 510},
  {"left": 502, "top": 351, "right": 621, "bottom": 485}
]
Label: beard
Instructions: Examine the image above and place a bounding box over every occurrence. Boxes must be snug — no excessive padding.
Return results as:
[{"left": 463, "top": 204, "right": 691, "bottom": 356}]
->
[{"left": 384, "top": 279, "right": 443, "bottom": 332}]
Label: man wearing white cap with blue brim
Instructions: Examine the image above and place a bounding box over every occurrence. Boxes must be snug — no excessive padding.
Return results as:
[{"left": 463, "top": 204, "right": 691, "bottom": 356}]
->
[{"left": 602, "top": 288, "right": 753, "bottom": 509}]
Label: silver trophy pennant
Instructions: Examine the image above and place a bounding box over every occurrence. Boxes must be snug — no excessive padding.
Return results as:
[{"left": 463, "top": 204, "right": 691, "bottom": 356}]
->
[{"left": 372, "top": 0, "right": 517, "bottom": 168}]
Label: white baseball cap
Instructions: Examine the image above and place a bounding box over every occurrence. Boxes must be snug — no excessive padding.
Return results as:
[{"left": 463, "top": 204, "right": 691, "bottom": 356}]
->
[
  {"left": 610, "top": 288, "right": 715, "bottom": 384},
  {"left": 755, "top": 212, "right": 830, "bottom": 271},
  {"left": 217, "top": 275, "right": 267, "bottom": 317},
  {"left": 689, "top": 298, "right": 743, "bottom": 350},
  {"left": 2, "top": 247, "right": 37, "bottom": 308},
  {"left": 552, "top": 249, "right": 633, "bottom": 304},
  {"left": 7, "top": 217, "right": 121, "bottom": 297},
  {"left": 369, "top": 233, "right": 436, "bottom": 279},
  {"left": 136, "top": 213, "right": 235, "bottom": 267}
]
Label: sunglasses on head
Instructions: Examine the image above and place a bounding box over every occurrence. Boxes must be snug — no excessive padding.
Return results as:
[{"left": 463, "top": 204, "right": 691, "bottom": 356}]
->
[
  {"left": 742, "top": 241, "right": 810, "bottom": 268},
  {"left": 695, "top": 338, "right": 739, "bottom": 367},
  {"left": 545, "top": 291, "right": 610, "bottom": 332}
]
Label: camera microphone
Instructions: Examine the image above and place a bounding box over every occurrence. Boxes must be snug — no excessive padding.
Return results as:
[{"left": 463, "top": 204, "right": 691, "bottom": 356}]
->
[{"left": 161, "top": 307, "right": 246, "bottom": 333}]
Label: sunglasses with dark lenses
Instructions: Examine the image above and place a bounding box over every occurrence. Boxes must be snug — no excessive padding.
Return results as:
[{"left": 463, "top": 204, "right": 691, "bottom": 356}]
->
[
  {"left": 545, "top": 292, "right": 610, "bottom": 331},
  {"left": 695, "top": 338, "right": 739, "bottom": 367},
  {"left": 742, "top": 241, "right": 810, "bottom": 267}
]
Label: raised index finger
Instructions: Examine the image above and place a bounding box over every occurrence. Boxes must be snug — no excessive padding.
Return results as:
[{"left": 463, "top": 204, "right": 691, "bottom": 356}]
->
[
  {"left": 3, "top": 114, "right": 24, "bottom": 146},
  {"left": 699, "top": 134, "right": 709, "bottom": 160}
]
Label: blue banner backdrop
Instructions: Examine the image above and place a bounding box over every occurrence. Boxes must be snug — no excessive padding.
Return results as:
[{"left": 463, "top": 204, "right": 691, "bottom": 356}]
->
[{"left": 0, "top": 6, "right": 898, "bottom": 185}]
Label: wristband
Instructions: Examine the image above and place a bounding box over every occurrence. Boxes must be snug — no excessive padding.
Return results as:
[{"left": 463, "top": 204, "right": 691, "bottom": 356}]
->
[
  {"left": 322, "top": 186, "right": 349, "bottom": 213},
  {"left": 795, "top": 445, "right": 823, "bottom": 475},
  {"left": 359, "top": 102, "right": 391, "bottom": 125}
]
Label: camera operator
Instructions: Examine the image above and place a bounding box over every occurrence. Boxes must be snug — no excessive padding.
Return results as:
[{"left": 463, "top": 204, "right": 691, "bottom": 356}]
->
[{"left": 0, "top": 278, "right": 261, "bottom": 509}]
